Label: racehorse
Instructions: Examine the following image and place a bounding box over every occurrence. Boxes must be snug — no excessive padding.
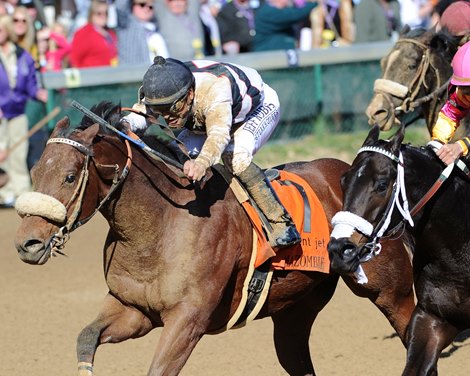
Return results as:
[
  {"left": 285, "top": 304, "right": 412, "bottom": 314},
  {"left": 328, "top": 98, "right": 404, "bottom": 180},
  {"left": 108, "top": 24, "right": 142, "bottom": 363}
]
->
[
  {"left": 14, "top": 102, "right": 414, "bottom": 376},
  {"left": 366, "top": 27, "right": 462, "bottom": 137},
  {"left": 328, "top": 124, "right": 470, "bottom": 375}
]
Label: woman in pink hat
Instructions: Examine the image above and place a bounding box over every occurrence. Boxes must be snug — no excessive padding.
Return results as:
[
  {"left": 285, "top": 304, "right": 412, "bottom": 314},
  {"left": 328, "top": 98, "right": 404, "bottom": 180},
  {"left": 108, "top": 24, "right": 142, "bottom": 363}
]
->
[{"left": 431, "top": 40, "right": 470, "bottom": 165}]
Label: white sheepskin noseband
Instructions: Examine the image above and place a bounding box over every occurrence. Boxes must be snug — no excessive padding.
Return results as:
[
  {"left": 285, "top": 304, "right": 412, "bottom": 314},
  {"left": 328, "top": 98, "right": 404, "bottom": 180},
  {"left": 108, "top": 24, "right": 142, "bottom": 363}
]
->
[{"left": 15, "top": 192, "right": 67, "bottom": 223}]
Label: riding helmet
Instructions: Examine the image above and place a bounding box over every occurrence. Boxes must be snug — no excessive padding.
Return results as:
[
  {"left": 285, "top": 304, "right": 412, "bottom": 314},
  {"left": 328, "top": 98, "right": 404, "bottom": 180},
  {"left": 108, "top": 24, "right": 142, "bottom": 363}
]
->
[
  {"left": 141, "top": 56, "right": 195, "bottom": 106},
  {"left": 440, "top": 1, "right": 470, "bottom": 37},
  {"left": 451, "top": 41, "right": 470, "bottom": 86}
]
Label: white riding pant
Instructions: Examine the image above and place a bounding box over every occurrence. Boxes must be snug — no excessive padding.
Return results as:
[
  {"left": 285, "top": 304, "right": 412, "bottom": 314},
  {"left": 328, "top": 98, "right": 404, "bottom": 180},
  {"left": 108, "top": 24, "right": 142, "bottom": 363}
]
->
[{"left": 177, "top": 84, "right": 280, "bottom": 175}]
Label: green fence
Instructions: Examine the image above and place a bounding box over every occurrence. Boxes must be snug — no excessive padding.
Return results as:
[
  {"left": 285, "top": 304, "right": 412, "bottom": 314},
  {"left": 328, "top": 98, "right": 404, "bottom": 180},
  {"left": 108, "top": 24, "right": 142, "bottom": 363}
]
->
[{"left": 27, "top": 44, "right": 389, "bottom": 141}]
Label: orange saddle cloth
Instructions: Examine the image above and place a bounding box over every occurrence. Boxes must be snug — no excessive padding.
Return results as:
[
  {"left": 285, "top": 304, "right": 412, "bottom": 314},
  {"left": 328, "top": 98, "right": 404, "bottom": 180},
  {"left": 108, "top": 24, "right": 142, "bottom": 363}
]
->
[{"left": 241, "top": 170, "right": 330, "bottom": 274}]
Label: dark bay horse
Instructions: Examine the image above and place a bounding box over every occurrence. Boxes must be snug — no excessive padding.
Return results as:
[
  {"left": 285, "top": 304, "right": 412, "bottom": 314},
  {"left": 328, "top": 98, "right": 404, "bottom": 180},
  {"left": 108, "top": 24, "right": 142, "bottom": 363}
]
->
[
  {"left": 366, "top": 27, "right": 463, "bottom": 137},
  {"left": 14, "top": 103, "right": 414, "bottom": 376},
  {"left": 328, "top": 124, "right": 470, "bottom": 375}
]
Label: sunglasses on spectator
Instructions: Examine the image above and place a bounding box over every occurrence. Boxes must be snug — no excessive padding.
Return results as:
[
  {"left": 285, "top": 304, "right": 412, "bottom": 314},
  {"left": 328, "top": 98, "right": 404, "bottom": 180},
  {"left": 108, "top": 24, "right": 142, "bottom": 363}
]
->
[
  {"left": 134, "top": 2, "right": 154, "bottom": 9},
  {"left": 93, "top": 10, "right": 108, "bottom": 16},
  {"left": 13, "top": 18, "right": 27, "bottom": 23}
]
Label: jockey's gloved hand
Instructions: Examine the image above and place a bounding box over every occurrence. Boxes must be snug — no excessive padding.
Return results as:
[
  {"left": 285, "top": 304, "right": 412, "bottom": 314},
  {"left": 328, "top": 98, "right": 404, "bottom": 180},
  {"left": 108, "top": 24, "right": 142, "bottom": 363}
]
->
[
  {"left": 120, "top": 111, "right": 148, "bottom": 134},
  {"left": 183, "top": 159, "right": 207, "bottom": 182}
]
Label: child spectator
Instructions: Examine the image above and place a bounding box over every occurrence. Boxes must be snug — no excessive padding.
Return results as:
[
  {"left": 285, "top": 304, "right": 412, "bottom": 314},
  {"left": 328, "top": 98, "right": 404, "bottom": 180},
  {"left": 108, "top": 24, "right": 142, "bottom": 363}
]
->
[{"left": 36, "top": 22, "right": 71, "bottom": 71}]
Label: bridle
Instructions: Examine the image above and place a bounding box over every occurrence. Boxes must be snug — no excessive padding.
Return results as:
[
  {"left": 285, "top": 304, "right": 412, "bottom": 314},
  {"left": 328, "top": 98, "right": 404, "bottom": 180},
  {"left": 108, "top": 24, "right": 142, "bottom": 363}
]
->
[
  {"left": 331, "top": 143, "right": 469, "bottom": 282},
  {"left": 373, "top": 38, "right": 450, "bottom": 127},
  {"left": 18, "top": 136, "right": 133, "bottom": 257}
]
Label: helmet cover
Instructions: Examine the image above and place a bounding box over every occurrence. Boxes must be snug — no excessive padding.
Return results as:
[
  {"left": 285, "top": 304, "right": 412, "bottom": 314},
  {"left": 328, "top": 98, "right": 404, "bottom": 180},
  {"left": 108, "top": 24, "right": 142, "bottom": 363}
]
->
[
  {"left": 451, "top": 41, "right": 470, "bottom": 85},
  {"left": 142, "top": 56, "right": 194, "bottom": 106}
]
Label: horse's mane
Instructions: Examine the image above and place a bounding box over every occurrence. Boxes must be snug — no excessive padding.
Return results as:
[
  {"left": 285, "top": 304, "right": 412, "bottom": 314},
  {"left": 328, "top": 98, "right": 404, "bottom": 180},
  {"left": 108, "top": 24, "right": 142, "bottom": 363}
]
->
[
  {"left": 76, "top": 101, "right": 122, "bottom": 134},
  {"left": 402, "top": 143, "right": 438, "bottom": 164}
]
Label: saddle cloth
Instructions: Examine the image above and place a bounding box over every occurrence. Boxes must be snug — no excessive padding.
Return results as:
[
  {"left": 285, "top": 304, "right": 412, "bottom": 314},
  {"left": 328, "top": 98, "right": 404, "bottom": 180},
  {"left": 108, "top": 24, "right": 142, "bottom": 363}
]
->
[{"left": 237, "top": 169, "right": 331, "bottom": 274}]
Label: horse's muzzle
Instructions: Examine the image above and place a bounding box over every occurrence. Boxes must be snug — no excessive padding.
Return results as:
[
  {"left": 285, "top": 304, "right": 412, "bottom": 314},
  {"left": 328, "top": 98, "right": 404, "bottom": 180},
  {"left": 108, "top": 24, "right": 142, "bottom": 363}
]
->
[
  {"left": 327, "top": 238, "right": 361, "bottom": 274},
  {"left": 15, "top": 237, "right": 52, "bottom": 265},
  {"left": 366, "top": 96, "right": 395, "bottom": 131}
]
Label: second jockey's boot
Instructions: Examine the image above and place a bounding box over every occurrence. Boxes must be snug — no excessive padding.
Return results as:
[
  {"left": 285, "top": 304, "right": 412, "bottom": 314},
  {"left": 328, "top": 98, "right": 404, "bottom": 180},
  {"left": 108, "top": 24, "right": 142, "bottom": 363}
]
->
[{"left": 238, "top": 162, "right": 301, "bottom": 249}]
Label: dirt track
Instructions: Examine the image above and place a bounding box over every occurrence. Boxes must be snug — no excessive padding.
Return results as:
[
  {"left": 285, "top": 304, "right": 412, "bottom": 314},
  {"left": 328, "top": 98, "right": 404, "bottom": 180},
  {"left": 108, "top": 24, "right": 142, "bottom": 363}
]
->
[{"left": 1, "top": 208, "right": 470, "bottom": 375}]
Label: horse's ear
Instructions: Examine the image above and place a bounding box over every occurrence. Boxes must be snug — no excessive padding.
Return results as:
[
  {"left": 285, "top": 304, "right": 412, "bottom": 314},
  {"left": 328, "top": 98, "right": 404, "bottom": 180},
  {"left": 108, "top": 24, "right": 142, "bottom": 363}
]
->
[
  {"left": 50, "top": 116, "right": 70, "bottom": 138},
  {"left": 400, "top": 24, "right": 411, "bottom": 37},
  {"left": 389, "top": 124, "right": 405, "bottom": 153},
  {"left": 79, "top": 123, "right": 101, "bottom": 147},
  {"left": 430, "top": 30, "right": 459, "bottom": 61},
  {"left": 362, "top": 124, "right": 381, "bottom": 146}
]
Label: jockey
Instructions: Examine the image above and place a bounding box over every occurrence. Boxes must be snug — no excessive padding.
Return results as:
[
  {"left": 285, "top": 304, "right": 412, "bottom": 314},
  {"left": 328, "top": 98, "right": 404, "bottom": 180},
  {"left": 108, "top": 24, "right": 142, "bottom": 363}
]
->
[
  {"left": 121, "top": 56, "right": 301, "bottom": 249},
  {"left": 431, "top": 40, "right": 470, "bottom": 165}
]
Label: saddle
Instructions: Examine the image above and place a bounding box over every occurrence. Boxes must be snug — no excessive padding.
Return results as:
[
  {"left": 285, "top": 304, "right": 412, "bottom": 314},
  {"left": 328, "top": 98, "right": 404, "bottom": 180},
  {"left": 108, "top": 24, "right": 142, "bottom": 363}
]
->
[{"left": 212, "top": 165, "right": 331, "bottom": 332}]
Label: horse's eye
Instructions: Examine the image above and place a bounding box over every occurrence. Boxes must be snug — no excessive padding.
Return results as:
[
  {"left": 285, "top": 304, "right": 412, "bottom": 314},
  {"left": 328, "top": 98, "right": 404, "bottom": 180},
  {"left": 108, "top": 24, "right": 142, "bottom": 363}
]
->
[
  {"left": 408, "top": 62, "right": 417, "bottom": 70},
  {"left": 65, "top": 174, "right": 75, "bottom": 184},
  {"left": 376, "top": 181, "right": 388, "bottom": 193}
]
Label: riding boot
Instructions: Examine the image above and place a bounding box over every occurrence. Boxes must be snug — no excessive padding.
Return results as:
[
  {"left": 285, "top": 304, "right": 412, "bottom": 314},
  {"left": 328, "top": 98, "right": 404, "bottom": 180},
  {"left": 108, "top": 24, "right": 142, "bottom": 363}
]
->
[{"left": 237, "top": 162, "right": 301, "bottom": 249}]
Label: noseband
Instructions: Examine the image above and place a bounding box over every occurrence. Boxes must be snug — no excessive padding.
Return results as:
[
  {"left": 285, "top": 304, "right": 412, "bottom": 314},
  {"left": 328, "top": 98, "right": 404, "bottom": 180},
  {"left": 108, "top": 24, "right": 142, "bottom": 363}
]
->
[
  {"left": 373, "top": 38, "right": 449, "bottom": 126},
  {"left": 16, "top": 136, "right": 132, "bottom": 256}
]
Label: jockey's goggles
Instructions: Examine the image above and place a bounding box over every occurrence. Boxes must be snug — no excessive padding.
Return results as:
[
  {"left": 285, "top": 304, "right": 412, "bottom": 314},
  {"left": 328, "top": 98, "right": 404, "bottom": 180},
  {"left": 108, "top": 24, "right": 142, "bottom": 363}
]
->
[{"left": 147, "top": 93, "right": 189, "bottom": 116}]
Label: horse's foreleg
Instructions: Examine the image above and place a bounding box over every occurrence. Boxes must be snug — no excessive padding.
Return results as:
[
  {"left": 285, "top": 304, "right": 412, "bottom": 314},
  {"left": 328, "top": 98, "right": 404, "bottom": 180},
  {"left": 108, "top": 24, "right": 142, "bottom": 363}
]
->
[
  {"left": 272, "top": 275, "right": 338, "bottom": 376},
  {"left": 147, "top": 306, "right": 209, "bottom": 376},
  {"left": 402, "top": 306, "right": 458, "bottom": 376},
  {"left": 344, "top": 239, "right": 415, "bottom": 346},
  {"left": 77, "top": 293, "right": 153, "bottom": 376}
]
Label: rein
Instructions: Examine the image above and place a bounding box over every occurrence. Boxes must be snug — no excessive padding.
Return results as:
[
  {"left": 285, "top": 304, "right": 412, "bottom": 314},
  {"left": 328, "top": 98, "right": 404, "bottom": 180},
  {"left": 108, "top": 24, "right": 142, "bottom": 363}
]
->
[
  {"left": 34, "top": 137, "right": 132, "bottom": 256},
  {"left": 373, "top": 38, "right": 448, "bottom": 127}
]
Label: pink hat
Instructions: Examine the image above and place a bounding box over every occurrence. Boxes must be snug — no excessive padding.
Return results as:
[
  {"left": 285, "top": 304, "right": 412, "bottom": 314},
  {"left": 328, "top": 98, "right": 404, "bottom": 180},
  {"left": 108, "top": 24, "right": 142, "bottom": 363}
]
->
[
  {"left": 440, "top": 1, "right": 470, "bottom": 36},
  {"left": 451, "top": 41, "right": 470, "bottom": 85}
]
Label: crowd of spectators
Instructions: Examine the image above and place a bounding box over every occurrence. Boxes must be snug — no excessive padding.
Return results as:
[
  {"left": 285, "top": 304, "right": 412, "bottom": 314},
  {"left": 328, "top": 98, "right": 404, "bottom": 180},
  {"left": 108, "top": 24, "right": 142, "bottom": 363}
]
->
[
  {"left": 0, "top": 0, "right": 468, "bottom": 208},
  {"left": 0, "top": 0, "right": 464, "bottom": 71}
]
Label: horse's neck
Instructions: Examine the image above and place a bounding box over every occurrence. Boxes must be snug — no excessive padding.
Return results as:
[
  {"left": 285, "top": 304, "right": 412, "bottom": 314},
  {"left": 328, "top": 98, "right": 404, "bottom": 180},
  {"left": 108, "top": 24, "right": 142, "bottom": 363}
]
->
[
  {"left": 403, "top": 147, "right": 442, "bottom": 205},
  {"left": 98, "top": 145, "right": 188, "bottom": 243}
]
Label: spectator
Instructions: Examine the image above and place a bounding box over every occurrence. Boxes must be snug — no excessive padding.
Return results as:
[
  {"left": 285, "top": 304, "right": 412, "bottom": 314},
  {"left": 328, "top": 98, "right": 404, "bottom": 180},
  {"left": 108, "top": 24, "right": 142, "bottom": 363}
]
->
[
  {"left": 155, "top": 0, "right": 206, "bottom": 60},
  {"left": 11, "top": 5, "right": 37, "bottom": 59},
  {"left": 398, "top": 0, "right": 433, "bottom": 29},
  {"left": 70, "top": 0, "right": 118, "bottom": 68},
  {"left": 354, "top": 0, "right": 401, "bottom": 43},
  {"left": 18, "top": 0, "right": 47, "bottom": 31},
  {"left": 253, "top": 0, "right": 317, "bottom": 52},
  {"left": 200, "top": 0, "right": 222, "bottom": 56},
  {"left": 36, "top": 22, "right": 71, "bottom": 71},
  {"left": 310, "top": 0, "right": 354, "bottom": 48},
  {"left": 115, "top": 0, "right": 169, "bottom": 65},
  {"left": 0, "top": 14, "right": 47, "bottom": 207},
  {"left": 216, "top": 0, "right": 256, "bottom": 54}
]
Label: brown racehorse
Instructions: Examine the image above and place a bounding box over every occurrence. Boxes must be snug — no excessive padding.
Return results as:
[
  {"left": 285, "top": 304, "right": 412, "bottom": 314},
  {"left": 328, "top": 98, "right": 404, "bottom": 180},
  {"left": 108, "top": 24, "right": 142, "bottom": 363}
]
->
[
  {"left": 366, "top": 27, "right": 462, "bottom": 136},
  {"left": 14, "top": 102, "right": 414, "bottom": 376}
]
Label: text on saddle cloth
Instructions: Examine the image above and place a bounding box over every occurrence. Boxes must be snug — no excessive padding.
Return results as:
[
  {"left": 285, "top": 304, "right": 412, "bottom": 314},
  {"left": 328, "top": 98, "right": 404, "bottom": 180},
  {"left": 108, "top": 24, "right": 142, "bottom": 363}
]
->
[{"left": 243, "top": 170, "right": 330, "bottom": 273}]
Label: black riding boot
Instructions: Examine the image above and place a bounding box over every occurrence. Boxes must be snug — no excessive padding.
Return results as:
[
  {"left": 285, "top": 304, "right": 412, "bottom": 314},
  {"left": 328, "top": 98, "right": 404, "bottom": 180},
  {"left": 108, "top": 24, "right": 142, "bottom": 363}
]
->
[{"left": 237, "top": 162, "right": 301, "bottom": 249}]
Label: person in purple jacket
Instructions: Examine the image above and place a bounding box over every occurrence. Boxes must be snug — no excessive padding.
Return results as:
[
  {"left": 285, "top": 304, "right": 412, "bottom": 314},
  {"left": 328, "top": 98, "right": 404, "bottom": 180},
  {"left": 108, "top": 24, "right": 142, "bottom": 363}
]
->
[{"left": 0, "top": 13, "right": 47, "bottom": 207}]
